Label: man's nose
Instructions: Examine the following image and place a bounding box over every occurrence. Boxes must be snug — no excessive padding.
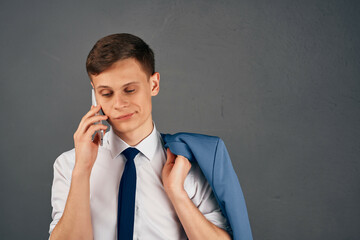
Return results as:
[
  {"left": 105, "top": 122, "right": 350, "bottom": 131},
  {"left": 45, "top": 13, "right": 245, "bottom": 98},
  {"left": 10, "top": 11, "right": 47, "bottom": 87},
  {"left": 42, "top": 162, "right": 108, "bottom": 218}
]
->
[{"left": 114, "top": 93, "right": 129, "bottom": 109}]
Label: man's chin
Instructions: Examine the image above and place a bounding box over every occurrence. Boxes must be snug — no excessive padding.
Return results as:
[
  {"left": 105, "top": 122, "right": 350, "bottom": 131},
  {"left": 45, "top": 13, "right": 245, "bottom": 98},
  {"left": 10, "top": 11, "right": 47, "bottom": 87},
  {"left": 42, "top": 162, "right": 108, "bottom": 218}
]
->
[{"left": 109, "top": 121, "right": 135, "bottom": 134}]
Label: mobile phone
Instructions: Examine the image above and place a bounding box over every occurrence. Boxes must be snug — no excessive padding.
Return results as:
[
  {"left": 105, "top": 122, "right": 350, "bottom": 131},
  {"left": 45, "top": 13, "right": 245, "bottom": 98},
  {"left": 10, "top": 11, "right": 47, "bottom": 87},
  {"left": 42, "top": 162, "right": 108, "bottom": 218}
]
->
[{"left": 91, "top": 88, "right": 104, "bottom": 146}]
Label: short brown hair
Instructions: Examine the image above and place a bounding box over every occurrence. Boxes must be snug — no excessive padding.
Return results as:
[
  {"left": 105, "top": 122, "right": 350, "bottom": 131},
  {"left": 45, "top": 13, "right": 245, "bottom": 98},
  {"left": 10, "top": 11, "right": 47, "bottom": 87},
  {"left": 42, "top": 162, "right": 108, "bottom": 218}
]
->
[{"left": 86, "top": 33, "right": 155, "bottom": 77}]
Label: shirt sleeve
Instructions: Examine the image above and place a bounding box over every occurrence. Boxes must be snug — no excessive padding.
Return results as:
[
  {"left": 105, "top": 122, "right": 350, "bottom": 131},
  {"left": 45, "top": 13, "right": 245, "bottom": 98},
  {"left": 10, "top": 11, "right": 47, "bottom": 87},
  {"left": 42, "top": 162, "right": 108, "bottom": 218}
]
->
[
  {"left": 184, "top": 162, "right": 233, "bottom": 236},
  {"left": 48, "top": 151, "right": 74, "bottom": 237}
]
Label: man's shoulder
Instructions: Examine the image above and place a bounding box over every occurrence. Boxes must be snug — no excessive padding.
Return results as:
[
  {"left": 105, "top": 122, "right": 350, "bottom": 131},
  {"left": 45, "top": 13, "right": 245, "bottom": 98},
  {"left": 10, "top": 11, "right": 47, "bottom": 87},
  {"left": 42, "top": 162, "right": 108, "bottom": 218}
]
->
[
  {"left": 53, "top": 148, "right": 76, "bottom": 172},
  {"left": 55, "top": 144, "right": 110, "bottom": 159},
  {"left": 57, "top": 148, "right": 76, "bottom": 159},
  {"left": 160, "top": 131, "right": 226, "bottom": 165},
  {"left": 54, "top": 144, "right": 112, "bottom": 170}
]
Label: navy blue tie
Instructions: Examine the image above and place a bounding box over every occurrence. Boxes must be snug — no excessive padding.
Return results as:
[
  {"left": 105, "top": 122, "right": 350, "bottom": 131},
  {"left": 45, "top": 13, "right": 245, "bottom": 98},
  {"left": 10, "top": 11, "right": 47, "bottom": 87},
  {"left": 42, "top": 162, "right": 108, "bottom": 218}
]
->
[{"left": 117, "top": 147, "right": 140, "bottom": 240}]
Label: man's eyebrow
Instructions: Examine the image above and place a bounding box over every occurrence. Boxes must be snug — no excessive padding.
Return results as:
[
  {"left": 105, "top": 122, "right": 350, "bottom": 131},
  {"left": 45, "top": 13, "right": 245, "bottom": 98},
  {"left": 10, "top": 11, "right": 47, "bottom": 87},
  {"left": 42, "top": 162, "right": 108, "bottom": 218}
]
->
[
  {"left": 96, "top": 85, "right": 111, "bottom": 89},
  {"left": 96, "top": 81, "right": 140, "bottom": 90}
]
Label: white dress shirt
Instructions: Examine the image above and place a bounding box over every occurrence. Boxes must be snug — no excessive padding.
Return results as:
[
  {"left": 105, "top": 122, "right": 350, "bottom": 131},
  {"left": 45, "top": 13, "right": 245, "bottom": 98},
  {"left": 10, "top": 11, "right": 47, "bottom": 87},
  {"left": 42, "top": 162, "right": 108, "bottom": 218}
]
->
[{"left": 49, "top": 122, "right": 231, "bottom": 239}]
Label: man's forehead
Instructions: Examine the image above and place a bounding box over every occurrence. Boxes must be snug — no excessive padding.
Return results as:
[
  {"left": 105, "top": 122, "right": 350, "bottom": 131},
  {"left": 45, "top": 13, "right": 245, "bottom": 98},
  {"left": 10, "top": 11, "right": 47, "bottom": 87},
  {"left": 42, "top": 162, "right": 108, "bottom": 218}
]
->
[{"left": 91, "top": 61, "right": 147, "bottom": 85}]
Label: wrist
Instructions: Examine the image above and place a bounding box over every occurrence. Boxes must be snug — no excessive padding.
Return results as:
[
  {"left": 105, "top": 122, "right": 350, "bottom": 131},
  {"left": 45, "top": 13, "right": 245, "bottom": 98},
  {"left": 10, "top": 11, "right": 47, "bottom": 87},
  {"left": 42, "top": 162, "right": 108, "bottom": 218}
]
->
[
  {"left": 165, "top": 188, "right": 189, "bottom": 203},
  {"left": 72, "top": 165, "right": 92, "bottom": 179}
]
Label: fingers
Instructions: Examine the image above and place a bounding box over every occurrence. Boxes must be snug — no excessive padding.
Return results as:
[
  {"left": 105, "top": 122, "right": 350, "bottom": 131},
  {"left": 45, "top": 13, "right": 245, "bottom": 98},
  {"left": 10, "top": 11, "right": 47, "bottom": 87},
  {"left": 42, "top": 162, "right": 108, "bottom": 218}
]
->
[
  {"left": 80, "top": 114, "right": 108, "bottom": 134},
  {"left": 78, "top": 105, "right": 103, "bottom": 128},
  {"left": 84, "top": 105, "right": 102, "bottom": 120},
  {"left": 166, "top": 148, "right": 176, "bottom": 164},
  {"left": 74, "top": 105, "right": 108, "bottom": 143},
  {"left": 166, "top": 149, "right": 191, "bottom": 171},
  {"left": 93, "top": 131, "right": 101, "bottom": 145},
  {"left": 174, "top": 155, "right": 191, "bottom": 168},
  {"left": 77, "top": 105, "right": 108, "bottom": 133},
  {"left": 85, "top": 124, "right": 107, "bottom": 141},
  {"left": 162, "top": 148, "right": 175, "bottom": 178},
  {"left": 74, "top": 122, "right": 107, "bottom": 144}
]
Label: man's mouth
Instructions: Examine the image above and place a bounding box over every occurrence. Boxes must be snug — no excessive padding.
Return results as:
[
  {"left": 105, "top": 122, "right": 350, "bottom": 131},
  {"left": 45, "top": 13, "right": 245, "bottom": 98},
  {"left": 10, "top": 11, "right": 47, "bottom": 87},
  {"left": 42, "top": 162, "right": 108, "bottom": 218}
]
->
[{"left": 114, "top": 113, "right": 134, "bottom": 120}]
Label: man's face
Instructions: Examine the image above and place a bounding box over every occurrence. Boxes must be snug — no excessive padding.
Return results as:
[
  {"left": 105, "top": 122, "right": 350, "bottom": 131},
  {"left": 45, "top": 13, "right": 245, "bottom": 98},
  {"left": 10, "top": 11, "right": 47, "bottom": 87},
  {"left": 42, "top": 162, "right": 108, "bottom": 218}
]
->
[{"left": 90, "top": 58, "right": 160, "bottom": 138}]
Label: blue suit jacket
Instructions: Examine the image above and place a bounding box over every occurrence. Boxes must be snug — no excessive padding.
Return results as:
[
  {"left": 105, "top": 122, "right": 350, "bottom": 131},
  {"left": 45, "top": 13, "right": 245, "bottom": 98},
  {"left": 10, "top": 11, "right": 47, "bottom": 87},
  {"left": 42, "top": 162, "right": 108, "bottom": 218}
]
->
[{"left": 160, "top": 132, "right": 253, "bottom": 240}]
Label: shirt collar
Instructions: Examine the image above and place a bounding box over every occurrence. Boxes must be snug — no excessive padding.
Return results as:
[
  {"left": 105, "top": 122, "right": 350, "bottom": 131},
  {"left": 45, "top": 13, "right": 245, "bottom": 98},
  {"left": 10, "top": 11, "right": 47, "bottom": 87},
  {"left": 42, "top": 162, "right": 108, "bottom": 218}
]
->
[{"left": 107, "top": 121, "right": 159, "bottom": 161}]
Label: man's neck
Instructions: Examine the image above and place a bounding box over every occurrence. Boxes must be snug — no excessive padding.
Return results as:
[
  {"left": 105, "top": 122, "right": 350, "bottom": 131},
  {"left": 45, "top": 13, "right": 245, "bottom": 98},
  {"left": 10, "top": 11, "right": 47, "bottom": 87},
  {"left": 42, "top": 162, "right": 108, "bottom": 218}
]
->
[{"left": 113, "top": 118, "right": 154, "bottom": 146}]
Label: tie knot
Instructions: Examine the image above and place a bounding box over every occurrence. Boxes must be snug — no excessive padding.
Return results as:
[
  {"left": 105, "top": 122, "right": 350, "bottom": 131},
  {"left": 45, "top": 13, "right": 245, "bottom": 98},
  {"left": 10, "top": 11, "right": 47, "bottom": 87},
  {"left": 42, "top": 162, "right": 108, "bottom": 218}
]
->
[{"left": 121, "top": 147, "right": 140, "bottom": 162}]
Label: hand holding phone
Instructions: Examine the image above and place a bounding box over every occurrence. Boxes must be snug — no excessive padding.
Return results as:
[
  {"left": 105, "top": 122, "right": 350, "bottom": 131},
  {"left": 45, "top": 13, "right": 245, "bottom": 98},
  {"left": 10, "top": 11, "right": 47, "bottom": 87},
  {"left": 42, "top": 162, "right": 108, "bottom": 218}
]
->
[
  {"left": 92, "top": 89, "right": 104, "bottom": 146},
  {"left": 73, "top": 99, "right": 108, "bottom": 173}
]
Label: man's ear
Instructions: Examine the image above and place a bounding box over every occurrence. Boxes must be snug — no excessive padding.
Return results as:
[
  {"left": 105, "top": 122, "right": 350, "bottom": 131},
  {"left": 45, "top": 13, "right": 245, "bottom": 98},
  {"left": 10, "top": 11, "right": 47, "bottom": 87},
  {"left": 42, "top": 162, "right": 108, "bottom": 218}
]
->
[
  {"left": 150, "top": 72, "right": 160, "bottom": 96},
  {"left": 90, "top": 81, "right": 94, "bottom": 89}
]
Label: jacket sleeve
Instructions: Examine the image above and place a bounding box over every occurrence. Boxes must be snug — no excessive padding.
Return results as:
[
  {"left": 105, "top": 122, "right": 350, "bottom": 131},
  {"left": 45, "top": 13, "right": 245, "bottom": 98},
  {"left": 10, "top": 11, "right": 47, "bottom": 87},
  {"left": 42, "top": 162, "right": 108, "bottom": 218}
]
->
[{"left": 213, "top": 138, "right": 253, "bottom": 240}]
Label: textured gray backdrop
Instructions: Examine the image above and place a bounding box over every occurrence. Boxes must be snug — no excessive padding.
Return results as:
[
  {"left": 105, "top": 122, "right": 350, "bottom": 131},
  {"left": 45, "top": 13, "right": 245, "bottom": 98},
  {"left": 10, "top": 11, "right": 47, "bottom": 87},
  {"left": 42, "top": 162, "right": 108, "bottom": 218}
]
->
[{"left": 0, "top": 0, "right": 359, "bottom": 239}]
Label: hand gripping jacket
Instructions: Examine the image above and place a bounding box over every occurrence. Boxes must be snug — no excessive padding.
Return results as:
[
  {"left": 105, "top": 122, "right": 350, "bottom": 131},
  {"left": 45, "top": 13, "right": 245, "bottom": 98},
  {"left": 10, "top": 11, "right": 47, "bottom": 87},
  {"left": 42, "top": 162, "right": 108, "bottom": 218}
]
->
[{"left": 160, "top": 132, "right": 253, "bottom": 240}]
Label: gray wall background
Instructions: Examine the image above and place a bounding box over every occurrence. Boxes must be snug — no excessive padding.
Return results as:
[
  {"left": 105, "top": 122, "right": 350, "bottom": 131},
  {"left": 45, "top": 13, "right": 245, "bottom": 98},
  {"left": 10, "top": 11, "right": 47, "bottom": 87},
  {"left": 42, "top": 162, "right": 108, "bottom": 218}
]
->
[{"left": 0, "top": 0, "right": 359, "bottom": 239}]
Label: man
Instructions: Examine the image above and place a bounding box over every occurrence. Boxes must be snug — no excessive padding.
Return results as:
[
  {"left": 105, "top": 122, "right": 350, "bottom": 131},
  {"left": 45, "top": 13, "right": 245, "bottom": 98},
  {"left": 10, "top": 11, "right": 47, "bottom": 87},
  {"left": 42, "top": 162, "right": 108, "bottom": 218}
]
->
[{"left": 49, "top": 33, "right": 234, "bottom": 239}]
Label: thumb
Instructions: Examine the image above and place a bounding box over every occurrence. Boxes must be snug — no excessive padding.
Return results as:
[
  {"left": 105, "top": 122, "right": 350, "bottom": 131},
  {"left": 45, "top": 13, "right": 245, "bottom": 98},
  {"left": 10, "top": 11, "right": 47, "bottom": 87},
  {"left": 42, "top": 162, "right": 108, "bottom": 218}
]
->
[
  {"left": 166, "top": 148, "right": 176, "bottom": 164},
  {"left": 162, "top": 148, "right": 174, "bottom": 180}
]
